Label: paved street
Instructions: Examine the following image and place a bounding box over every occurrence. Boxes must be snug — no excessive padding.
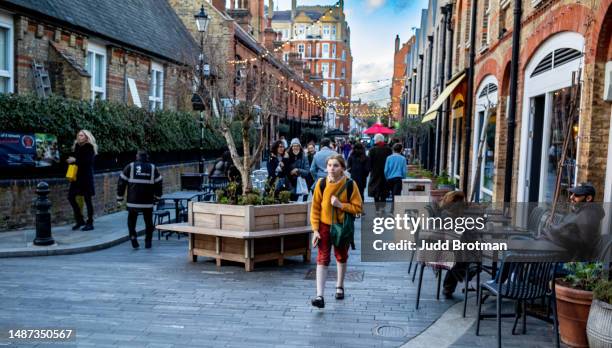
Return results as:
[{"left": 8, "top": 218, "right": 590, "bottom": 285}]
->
[{"left": 0, "top": 219, "right": 457, "bottom": 348}]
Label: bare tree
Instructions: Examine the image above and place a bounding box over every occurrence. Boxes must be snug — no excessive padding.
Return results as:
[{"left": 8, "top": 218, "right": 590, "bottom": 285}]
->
[{"left": 193, "top": 36, "right": 281, "bottom": 195}]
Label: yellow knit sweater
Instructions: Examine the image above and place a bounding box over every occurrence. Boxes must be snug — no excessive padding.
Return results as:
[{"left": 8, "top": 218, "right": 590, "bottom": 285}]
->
[{"left": 310, "top": 176, "right": 363, "bottom": 231}]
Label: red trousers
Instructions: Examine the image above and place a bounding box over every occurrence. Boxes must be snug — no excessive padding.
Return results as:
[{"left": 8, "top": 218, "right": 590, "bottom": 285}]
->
[{"left": 316, "top": 222, "right": 349, "bottom": 266}]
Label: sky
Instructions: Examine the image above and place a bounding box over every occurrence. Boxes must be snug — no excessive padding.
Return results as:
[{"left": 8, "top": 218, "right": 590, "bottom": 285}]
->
[{"left": 274, "top": 0, "right": 429, "bottom": 105}]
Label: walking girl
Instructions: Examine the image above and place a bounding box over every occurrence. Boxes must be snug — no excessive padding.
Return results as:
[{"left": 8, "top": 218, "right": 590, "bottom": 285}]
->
[{"left": 310, "top": 154, "right": 362, "bottom": 308}]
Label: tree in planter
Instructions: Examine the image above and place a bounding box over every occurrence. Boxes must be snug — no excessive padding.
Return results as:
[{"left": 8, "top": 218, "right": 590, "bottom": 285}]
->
[{"left": 194, "top": 36, "right": 283, "bottom": 195}]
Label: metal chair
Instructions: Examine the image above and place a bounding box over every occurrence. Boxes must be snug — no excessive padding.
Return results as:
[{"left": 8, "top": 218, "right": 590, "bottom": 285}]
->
[
  {"left": 153, "top": 201, "right": 172, "bottom": 240},
  {"left": 475, "top": 252, "right": 559, "bottom": 348}
]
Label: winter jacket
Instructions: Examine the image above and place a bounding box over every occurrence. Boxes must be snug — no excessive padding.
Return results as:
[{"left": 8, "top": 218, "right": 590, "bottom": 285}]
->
[
  {"left": 69, "top": 143, "right": 96, "bottom": 196},
  {"left": 117, "top": 161, "right": 163, "bottom": 209},
  {"left": 367, "top": 142, "right": 392, "bottom": 197},
  {"left": 347, "top": 153, "right": 369, "bottom": 195},
  {"left": 540, "top": 203, "right": 605, "bottom": 261},
  {"left": 286, "top": 152, "right": 311, "bottom": 194},
  {"left": 310, "top": 146, "right": 338, "bottom": 180}
]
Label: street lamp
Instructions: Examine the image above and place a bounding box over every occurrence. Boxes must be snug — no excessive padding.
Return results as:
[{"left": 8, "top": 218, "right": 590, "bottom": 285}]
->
[{"left": 193, "top": 5, "right": 210, "bottom": 174}]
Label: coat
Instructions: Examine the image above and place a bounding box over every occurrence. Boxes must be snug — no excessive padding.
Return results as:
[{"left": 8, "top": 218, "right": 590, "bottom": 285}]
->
[
  {"left": 286, "top": 152, "right": 310, "bottom": 194},
  {"left": 116, "top": 161, "right": 163, "bottom": 209},
  {"left": 347, "top": 153, "right": 369, "bottom": 196},
  {"left": 367, "top": 142, "right": 392, "bottom": 197},
  {"left": 69, "top": 143, "right": 95, "bottom": 196}
]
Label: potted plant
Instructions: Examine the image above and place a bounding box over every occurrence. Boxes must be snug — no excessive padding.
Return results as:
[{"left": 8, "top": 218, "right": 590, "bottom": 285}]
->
[
  {"left": 430, "top": 171, "right": 454, "bottom": 203},
  {"left": 587, "top": 279, "right": 612, "bottom": 347},
  {"left": 555, "top": 262, "right": 602, "bottom": 348}
]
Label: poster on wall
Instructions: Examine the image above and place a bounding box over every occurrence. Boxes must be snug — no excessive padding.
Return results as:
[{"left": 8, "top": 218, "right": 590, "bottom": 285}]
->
[
  {"left": 35, "top": 133, "right": 60, "bottom": 167},
  {"left": 0, "top": 132, "right": 60, "bottom": 167}
]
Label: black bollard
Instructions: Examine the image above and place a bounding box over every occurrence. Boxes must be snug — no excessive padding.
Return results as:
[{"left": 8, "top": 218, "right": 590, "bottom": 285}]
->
[{"left": 33, "top": 181, "right": 55, "bottom": 246}]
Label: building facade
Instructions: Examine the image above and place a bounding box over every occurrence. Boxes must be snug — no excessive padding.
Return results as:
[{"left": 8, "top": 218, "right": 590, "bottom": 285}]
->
[
  {"left": 270, "top": 0, "right": 353, "bottom": 131},
  {"left": 404, "top": 0, "right": 612, "bottom": 208},
  {"left": 0, "top": 0, "right": 199, "bottom": 111},
  {"left": 390, "top": 35, "right": 412, "bottom": 120},
  {"left": 168, "top": 0, "right": 325, "bottom": 141}
]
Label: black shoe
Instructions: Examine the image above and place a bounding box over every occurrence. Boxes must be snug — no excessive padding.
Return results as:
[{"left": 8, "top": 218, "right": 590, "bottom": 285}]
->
[
  {"left": 443, "top": 291, "right": 454, "bottom": 299},
  {"left": 72, "top": 222, "right": 85, "bottom": 230},
  {"left": 145, "top": 239, "right": 152, "bottom": 249},
  {"left": 311, "top": 296, "right": 325, "bottom": 308},
  {"left": 130, "top": 237, "right": 139, "bottom": 249},
  {"left": 81, "top": 224, "right": 94, "bottom": 231},
  {"left": 335, "top": 287, "right": 345, "bottom": 300}
]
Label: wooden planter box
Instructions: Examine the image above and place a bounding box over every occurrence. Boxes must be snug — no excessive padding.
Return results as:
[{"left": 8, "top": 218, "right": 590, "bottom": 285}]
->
[{"left": 184, "top": 202, "right": 311, "bottom": 271}]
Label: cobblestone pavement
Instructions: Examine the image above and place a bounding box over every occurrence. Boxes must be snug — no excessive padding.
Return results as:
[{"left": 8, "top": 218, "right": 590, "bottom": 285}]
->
[{"left": 0, "top": 218, "right": 458, "bottom": 348}]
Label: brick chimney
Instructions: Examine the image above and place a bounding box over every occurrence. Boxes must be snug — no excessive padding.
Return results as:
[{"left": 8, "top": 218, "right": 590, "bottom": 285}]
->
[
  {"left": 288, "top": 52, "right": 304, "bottom": 79},
  {"left": 263, "top": 28, "right": 277, "bottom": 51}
]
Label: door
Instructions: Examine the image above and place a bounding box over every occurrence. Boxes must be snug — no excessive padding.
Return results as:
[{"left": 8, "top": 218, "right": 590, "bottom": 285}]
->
[{"left": 526, "top": 95, "right": 545, "bottom": 202}]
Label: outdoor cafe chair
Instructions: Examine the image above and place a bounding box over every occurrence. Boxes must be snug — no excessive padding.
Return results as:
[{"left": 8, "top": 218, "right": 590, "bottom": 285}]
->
[
  {"left": 475, "top": 251, "right": 560, "bottom": 348},
  {"left": 153, "top": 200, "right": 173, "bottom": 240}
]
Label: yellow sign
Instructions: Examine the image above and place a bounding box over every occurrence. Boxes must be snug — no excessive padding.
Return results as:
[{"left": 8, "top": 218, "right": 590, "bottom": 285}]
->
[{"left": 407, "top": 104, "right": 420, "bottom": 115}]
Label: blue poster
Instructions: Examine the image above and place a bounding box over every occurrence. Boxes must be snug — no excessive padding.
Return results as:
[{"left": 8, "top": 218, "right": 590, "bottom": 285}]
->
[{"left": 0, "top": 132, "right": 38, "bottom": 167}]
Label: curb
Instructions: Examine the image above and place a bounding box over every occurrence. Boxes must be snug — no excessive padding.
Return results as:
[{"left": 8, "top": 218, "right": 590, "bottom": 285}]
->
[{"left": 0, "top": 229, "right": 147, "bottom": 258}]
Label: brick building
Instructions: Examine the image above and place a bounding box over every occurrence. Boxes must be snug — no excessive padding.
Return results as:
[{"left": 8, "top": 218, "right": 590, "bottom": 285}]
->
[
  {"left": 168, "top": 0, "right": 325, "bottom": 141},
  {"left": 390, "top": 35, "right": 412, "bottom": 120},
  {"left": 270, "top": 0, "right": 353, "bottom": 131},
  {"left": 404, "top": 0, "right": 612, "bottom": 209},
  {"left": 0, "top": 0, "right": 199, "bottom": 111}
]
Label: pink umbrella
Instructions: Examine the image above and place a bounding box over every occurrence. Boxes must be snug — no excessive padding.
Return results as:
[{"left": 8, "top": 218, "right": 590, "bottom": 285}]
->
[{"left": 363, "top": 123, "right": 395, "bottom": 135}]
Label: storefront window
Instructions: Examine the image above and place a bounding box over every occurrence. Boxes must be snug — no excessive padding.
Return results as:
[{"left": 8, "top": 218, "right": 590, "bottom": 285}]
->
[{"left": 543, "top": 87, "right": 579, "bottom": 202}]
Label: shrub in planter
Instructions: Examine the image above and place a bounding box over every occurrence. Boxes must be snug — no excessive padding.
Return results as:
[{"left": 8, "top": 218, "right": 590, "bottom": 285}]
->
[
  {"left": 587, "top": 280, "right": 612, "bottom": 348},
  {"left": 435, "top": 171, "right": 456, "bottom": 191},
  {"left": 556, "top": 262, "right": 602, "bottom": 348}
]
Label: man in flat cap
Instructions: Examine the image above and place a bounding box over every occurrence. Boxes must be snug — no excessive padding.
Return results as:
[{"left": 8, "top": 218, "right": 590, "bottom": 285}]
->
[{"left": 540, "top": 183, "right": 605, "bottom": 261}]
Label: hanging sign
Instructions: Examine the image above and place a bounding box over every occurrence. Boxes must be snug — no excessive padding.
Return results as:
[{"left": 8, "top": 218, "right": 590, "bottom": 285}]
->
[{"left": 407, "top": 104, "right": 420, "bottom": 115}]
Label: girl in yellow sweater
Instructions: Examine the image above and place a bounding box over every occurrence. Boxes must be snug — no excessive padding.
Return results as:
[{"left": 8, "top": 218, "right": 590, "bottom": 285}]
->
[{"left": 310, "top": 154, "right": 362, "bottom": 308}]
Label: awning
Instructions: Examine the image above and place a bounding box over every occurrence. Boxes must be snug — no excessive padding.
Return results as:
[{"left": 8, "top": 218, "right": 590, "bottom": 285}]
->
[{"left": 422, "top": 72, "right": 466, "bottom": 123}]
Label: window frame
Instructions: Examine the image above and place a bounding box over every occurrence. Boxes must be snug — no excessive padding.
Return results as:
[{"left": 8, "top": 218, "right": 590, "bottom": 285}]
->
[
  {"left": 86, "top": 42, "right": 107, "bottom": 101},
  {"left": 322, "top": 43, "right": 330, "bottom": 58},
  {"left": 149, "top": 61, "right": 164, "bottom": 111},
  {"left": 0, "top": 12, "right": 14, "bottom": 94}
]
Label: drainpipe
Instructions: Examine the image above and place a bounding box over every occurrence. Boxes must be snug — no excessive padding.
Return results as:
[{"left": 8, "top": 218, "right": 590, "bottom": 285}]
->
[
  {"left": 462, "top": 0, "right": 477, "bottom": 196},
  {"left": 442, "top": 3, "right": 454, "bottom": 173},
  {"left": 436, "top": 6, "right": 448, "bottom": 175},
  {"left": 504, "top": 0, "right": 522, "bottom": 203},
  {"left": 426, "top": 35, "right": 434, "bottom": 171},
  {"left": 418, "top": 54, "right": 424, "bottom": 164}
]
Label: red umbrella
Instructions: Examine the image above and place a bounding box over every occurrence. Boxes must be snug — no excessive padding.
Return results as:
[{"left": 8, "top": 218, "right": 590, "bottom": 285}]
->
[{"left": 363, "top": 123, "right": 395, "bottom": 135}]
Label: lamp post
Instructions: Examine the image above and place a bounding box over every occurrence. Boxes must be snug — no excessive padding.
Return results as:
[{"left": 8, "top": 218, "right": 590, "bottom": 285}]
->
[{"left": 194, "top": 5, "right": 210, "bottom": 174}]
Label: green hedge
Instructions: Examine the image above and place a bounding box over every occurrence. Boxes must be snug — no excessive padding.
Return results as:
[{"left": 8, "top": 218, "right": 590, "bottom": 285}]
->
[{"left": 0, "top": 94, "right": 233, "bottom": 154}]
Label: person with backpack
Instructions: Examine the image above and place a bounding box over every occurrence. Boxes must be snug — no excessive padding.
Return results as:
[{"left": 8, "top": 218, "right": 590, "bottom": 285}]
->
[
  {"left": 310, "top": 154, "right": 362, "bottom": 309},
  {"left": 116, "top": 150, "right": 163, "bottom": 249}
]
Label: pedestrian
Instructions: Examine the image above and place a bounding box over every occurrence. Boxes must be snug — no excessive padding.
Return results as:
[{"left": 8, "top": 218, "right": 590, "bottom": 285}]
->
[
  {"left": 310, "top": 154, "right": 363, "bottom": 308},
  {"left": 306, "top": 143, "right": 316, "bottom": 167},
  {"left": 209, "top": 151, "right": 231, "bottom": 179},
  {"left": 116, "top": 150, "right": 163, "bottom": 249},
  {"left": 286, "top": 138, "right": 311, "bottom": 201},
  {"left": 539, "top": 182, "right": 605, "bottom": 260},
  {"left": 384, "top": 143, "right": 407, "bottom": 197},
  {"left": 67, "top": 129, "right": 97, "bottom": 231},
  {"left": 267, "top": 140, "right": 288, "bottom": 191},
  {"left": 310, "top": 138, "right": 338, "bottom": 182},
  {"left": 367, "top": 133, "right": 392, "bottom": 205},
  {"left": 280, "top": 135, "right": 288, "bottom": 149},
  {"left": 342, "top": 141, "right": 352, "bottom": 160},
  {"left": 347, "top": 142, "right": 369, "bottom": 199}
]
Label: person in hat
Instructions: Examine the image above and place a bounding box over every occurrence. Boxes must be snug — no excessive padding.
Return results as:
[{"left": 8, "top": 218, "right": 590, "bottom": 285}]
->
[
  {"left": 286, "top": 138, "right": 311, "bottom": 201},
  {"left": 539, "top": 183, "right": 605, "bottom": 261}
]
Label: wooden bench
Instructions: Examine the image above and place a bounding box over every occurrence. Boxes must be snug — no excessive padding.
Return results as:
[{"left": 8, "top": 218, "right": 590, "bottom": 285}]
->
[{"left": 157, "top": 223, "right": 311, "bottom": 271}]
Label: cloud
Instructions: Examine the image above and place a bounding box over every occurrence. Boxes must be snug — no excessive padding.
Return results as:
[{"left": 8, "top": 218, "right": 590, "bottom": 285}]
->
[{"left": 366, "top": 0, "right": 386, "bottom": 12}]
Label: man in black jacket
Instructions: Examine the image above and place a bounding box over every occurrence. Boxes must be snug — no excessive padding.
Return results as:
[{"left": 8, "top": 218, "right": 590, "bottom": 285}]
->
[
  {"left": 117, "top": 150, "right": 163, "bottom": 249},
  {"left": 540, "top": 183, "right": 605, "bottom": 261}
]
